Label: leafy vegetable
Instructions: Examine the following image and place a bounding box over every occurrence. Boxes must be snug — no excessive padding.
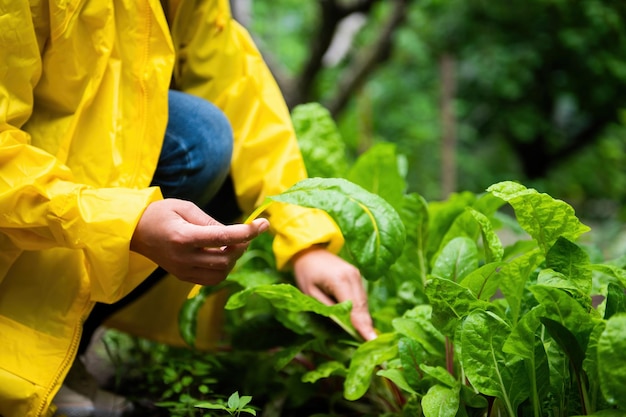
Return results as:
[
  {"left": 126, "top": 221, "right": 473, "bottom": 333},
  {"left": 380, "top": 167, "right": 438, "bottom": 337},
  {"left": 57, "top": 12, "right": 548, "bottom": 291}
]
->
[{"left": 267, "top": 177, "right": 406, "bottom": 280}]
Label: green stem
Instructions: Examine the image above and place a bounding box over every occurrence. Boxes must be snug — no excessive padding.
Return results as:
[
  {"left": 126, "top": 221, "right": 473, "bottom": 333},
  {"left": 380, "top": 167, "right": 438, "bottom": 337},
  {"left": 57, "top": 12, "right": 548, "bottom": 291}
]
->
[{"left": 244, "top": 199, "right": 273, "bottom": 224}]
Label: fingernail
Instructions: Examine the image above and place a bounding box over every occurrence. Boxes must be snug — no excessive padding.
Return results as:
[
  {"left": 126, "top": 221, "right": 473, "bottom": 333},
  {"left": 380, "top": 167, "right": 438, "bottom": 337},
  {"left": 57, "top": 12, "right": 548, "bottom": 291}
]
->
[{"left": 256, "top": 218, "right": 270, "bottom": 232}]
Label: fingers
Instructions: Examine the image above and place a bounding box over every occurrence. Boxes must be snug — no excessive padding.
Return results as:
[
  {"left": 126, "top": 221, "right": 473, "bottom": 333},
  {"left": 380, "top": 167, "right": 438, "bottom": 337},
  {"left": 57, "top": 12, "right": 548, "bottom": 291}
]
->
[
  {"left": 132, "top": 199, "right": 270, "bottom": 287},
  {"left": 190, "top": 218, "right": 270, "bottom": 248},
  {"left": 326, "top": 268, "right": 377, "bottom": 341},
  {"left": 293, "top": 248, "right": 377, "bottom": 341},
  {"left": 167, "top": 242, "right": 250, "bottom": 285}
]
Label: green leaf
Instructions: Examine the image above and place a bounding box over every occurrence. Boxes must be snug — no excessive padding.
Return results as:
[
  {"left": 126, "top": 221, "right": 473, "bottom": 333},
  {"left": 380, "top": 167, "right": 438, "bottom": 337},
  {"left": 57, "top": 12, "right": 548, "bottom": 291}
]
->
[
  {"left": 292, "top": 102, "right": 349, "bottom": 178},
  {"left": 273, "top": 339, "right": 315, "bottom": 371},
  {"left": 421, "top": 384, "right": 460, "bottom": 417},
  {"left": 419, "top": 364, "right": 457, "bottom": 389},
  {"left": 529, "top": 284, "right": 599, "bottom": 352},
  {"left": 431, "top": 237, "right": 479, "bottom": 282},
  {"left": 178, "top": 283, "right": 228, "bottom": 347},
  {"left": 604, "top": 282, "right": 626, "bottom": 319},
  {"left": 546, "top": 236, "right": 592, "bottom": 295},
  {"left": 459, "top": 261, "right": 505, "bottom": 301},
  {"left": 598, "top": 314, "right": 626, "bottom": 408},
  {"left": 227, "top": 391, "right": 240, "bottom": 409},
  {"left": 588, "top": 263, "right": 626, "bottom": 288},
  {"left": 194, "top": 402, "right": 229, "bottom": 411},
  {"left": 540, "top": 317, "right": 585, "bottom": 375},
  {"left": 302, "top": 361, "right": 347, "bottom": 383},
  {"left": 583, "top": 322, "right": 606, "bottom": 410},
  {"left": 524, "top": 340, "right": 551, "bottom": 417},
  {"left": 225, "top": 284, "right": 356, "bottom": 338},
  {"left": 426, "top": 276, "right": 485, "bottom": 336},
  {"left": 461, "top": 310, "right": 530, "bottom": 414},
  {"left": 376, "top": 368, "right": 417, "bottom": 395},
  {"left": 504, "top": 304, "right": 546, "bottom": 359},
  {"left": 487, "top": 181, "right": 590, "bottom": 253},
  {"left": 392, "top": 305, "right": 445, "bottom": 357},
  {"left": 389, "top": 192, "right": 430, "bottom": 287},
  {"left": 467, "top": 207, "right": 504, "bottom": 263},
  {"left": 344, "top": 332, "right": 400, "bottom": 400},
  {"left": 268, "top": 178, "right": 406, "bottom": 280},
  {"left": 397, "top": 337, "right": 428, "bottom": 390},
  {"left": 347, "top": 142, "right": 407, "bottom": 214},
  {"left": 498, "top": 249, "right": 543, "bottom": 324},
  {"left": 426, "top": 192, "right": 477, "bottom": 262}
]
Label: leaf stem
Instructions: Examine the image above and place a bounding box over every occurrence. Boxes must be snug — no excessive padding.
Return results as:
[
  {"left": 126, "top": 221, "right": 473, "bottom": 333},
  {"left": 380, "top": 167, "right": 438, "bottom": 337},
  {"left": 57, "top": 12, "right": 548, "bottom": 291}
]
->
[{"left": 244, "top": 199, "right": 273, "bottom": 224}]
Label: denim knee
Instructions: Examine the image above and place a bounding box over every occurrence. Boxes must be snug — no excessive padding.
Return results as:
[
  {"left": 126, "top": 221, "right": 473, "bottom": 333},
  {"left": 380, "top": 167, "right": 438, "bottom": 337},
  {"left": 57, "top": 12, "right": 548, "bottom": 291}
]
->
[{"left": 152, "top": 90, "right": 233, "bottom": 205}]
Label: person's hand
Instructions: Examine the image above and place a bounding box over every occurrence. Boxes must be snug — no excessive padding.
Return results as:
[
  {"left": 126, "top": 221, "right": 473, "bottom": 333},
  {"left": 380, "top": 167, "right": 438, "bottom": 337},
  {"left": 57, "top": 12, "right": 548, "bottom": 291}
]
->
[
  {"left": 292, "top": 247, "right": 377, "bottom": 341},
  {"left": 130, "top": 199, "right": 269, "bottom": 286}
]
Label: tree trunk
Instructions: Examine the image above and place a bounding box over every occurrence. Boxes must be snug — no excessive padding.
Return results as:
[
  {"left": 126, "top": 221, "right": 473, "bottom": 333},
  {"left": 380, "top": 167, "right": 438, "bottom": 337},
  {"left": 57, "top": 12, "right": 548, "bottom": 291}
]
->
[{"left": 440, "top": 53, "right": 457, "bottom": 198}]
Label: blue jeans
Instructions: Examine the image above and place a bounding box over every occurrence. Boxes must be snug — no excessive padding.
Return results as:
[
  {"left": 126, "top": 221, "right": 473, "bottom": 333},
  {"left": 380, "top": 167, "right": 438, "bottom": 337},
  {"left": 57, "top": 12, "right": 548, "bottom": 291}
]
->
[
  {"left": 80, "top": 90, "right": 239, "bottom": 352},
  {"left": 152, "top": 90, "right": 233, "bottom": 206}
]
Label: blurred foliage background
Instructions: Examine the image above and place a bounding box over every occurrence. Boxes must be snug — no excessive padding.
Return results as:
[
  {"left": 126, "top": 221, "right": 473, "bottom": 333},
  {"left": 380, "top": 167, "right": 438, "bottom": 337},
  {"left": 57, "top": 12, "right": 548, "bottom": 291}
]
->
[{"left": 233, "top": 0, "right": 626, "bottom": 231}]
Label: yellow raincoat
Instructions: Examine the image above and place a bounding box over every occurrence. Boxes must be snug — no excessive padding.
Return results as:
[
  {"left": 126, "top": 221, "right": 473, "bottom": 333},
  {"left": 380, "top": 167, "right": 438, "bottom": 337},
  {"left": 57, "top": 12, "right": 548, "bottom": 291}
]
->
[{"left": 0, "top": 0, "right": 343, "bottom": 415}]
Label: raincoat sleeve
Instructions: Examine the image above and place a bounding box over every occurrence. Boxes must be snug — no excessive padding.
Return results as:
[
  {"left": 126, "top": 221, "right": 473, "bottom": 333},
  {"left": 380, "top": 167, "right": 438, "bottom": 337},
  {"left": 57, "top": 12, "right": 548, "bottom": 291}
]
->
[
  {"left": 170, "top": 0, "right": 344, "bottom": 269},
  {"left": 0, "top": 2, "right": 162, "bottom": 302}
]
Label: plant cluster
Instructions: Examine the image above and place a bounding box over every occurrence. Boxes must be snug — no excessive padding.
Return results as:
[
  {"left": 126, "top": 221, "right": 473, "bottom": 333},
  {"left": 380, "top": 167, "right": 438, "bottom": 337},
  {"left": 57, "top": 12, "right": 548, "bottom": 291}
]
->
[{"left": 107, "top": 104, "right": 626, "bottom": 416}]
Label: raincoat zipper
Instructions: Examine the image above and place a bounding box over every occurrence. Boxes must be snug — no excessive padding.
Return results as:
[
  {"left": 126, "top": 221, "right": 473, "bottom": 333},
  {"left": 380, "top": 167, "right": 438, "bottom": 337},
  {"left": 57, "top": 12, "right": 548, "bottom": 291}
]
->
[{"left": 36, "top": 301, "right": 93, "bottom": 417}]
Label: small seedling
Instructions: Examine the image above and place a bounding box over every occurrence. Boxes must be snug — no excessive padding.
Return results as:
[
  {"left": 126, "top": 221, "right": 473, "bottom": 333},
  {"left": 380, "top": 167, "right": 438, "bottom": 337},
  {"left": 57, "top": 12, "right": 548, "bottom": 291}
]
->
[{"left": 195, "top": 391, "right": 256, "bottom": 416}]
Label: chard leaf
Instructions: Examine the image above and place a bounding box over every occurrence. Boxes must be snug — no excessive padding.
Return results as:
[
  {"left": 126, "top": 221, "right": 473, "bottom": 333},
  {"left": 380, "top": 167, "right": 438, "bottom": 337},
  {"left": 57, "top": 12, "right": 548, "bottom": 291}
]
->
[
  {"left": 529, "top": 284, "right": 599, "bottom": 352},
  {"left": 347, "top": 142, "right": 406, "bottom": 214},
  {"left": 291, "top": 103, "right": 348, "bottom": 178},
  {"left": 398, "top": 337, "right": 428, "bottom": 390},
  {"left": 604, "top": 282, "right": 626, "bottom": 319},
  {"left": 419, "top": 364, "right": 458, "bottom": 389},
  {"left": 344, "top": 332, "right": 400, "bottom": 400},
  {"left": 460, "top": 261, "right": 505, "bottom": 301},
  {"left": 504, "top": 304, "right": 546, "bottom": 358},
  {"left": 461, "top": 310, "right": 530, "bottom": 413},
  {"left": 426, "top": 276, "right": 485, "bottom": 336},
  {"left": 427, "top": 192, "right": 477, "bottom": 261},
  {"left": 268, "top": 178, "right": 406, "bottom": 280},
  {"left": 225, "top": 284, "right": 355, "bottom": 338},
  {"left": 436, "top": 210, "right": 481, "bottom": 258},
  {"left": 499, "top": 249, "right": 543, "bottom": 324},
  {"left": 392, "top": 305, "right": 445, "bottom": 357},
  {"left": 526, "top": 338, "right": 551, "bottom": 415},
  {"left": 598, "top": 314, "right": 626, "bottom": 408},
  {"left": 376, "top": 368, "right": 417, "bottom": 395},
  {"left": 302, "top": 361, "right": 347, "bottom": 383},
  {"left": 179, "top": 282, "right": 229, "bottom": 347},
  {"left": 537, "top": 269, "right": 592, "bottom": 310},
  {"left": 467, "top": 207, "right": 504, "bottom": 263},
  {"left": 487, "top": 181, "right": 590, "bottom": 254},
  {"left": 432, "top": 237, "right": 479, "bottom": 283},
  {"left": 588, "top": 263, "right": 626, "bottom": 288},
  {"left": 583, "top": 322, "right": 606, "bottom": 407},
  {"left": 421, "top": 384, "right": 460, "bottom": 417},
  {"left": 539, "top": 317, "right": 585, "bottom": 376},
  {"left": 273, "top": 339, "right": 314, "bottom": 371},
  {"left": 546, "top": 236, "right": 592, "bottom": 295},
  {"left": 460, "top": 384, "right": 489, "bottom": 408},
  {"left": 389, "top": 192, "right": 429, "bottom": 287}
]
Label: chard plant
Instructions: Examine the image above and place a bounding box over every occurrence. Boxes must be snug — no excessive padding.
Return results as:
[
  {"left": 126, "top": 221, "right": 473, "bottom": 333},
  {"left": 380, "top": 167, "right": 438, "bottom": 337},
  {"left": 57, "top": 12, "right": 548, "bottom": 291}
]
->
[{"left": 177, "top": 104, "right": 626, "bottom": 416}]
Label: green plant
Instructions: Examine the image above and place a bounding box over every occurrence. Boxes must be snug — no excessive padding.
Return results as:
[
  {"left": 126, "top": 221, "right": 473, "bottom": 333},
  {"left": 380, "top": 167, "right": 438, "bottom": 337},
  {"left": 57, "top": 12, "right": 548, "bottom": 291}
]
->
[
  {"left": 195, "top": 391, "right": 257, "bottom": 416},
  {"left": 172, "top": 104, "right": 626, "bottom": 416},
  {"left": 217, "top": 107, "right": 625, "bottom": 416}
]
